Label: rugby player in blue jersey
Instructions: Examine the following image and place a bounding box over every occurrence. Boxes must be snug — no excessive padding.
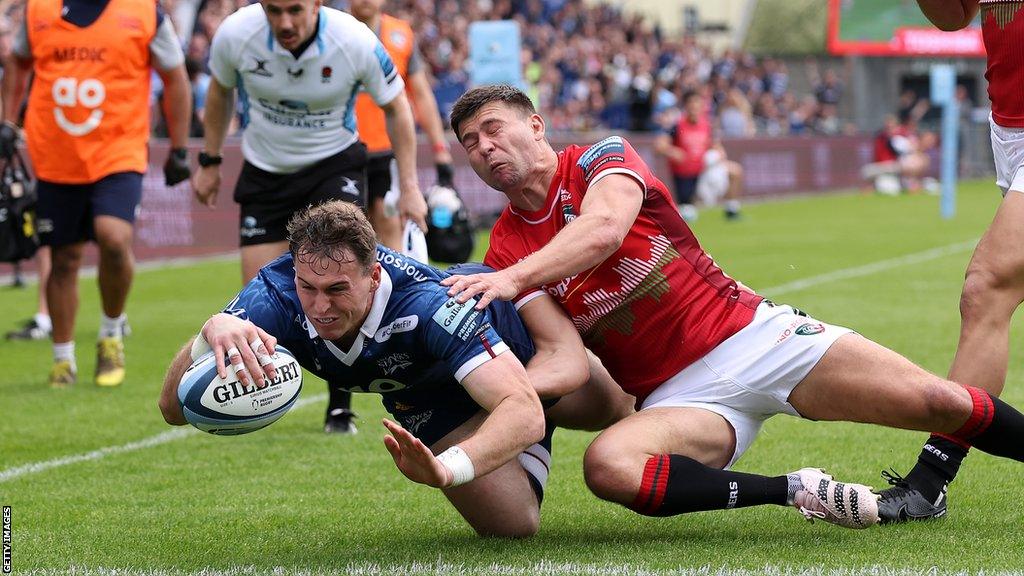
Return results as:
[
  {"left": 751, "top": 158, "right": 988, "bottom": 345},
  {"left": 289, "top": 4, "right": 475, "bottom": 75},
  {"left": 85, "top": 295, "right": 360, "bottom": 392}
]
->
[{"left": 158, "top": 200, "right": 631, "bottom": 537}]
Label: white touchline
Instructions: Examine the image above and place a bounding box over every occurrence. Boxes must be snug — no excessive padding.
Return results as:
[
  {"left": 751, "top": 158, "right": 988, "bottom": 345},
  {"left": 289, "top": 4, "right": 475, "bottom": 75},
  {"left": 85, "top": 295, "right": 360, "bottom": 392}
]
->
[
  {"left": 758, "top": 239, "right": 977, "bottom": 298},
  {"left": 0, "top": 238, "right": 981, "bottom": 485},
  {"left": 0, "top": 393, "right": 327, "bottom": 484}
]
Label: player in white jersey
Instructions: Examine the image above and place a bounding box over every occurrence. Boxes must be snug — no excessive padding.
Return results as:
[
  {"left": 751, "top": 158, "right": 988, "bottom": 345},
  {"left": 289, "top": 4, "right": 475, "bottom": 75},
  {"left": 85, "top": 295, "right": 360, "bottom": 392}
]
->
[
  {"left": 193, "top": 0, "right": 428, "bottom": 434},
  {"left": 194, "top": 0, "right": 427, "bottom": 282}
]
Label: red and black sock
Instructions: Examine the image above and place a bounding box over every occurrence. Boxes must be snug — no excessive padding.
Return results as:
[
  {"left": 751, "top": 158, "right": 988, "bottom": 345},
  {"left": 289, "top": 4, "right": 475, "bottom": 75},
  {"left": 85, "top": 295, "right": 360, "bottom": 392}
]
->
[
  {"left": 949, "top": 386, "right": 1024, "bottom": 462},
  {"left": 631, "top": 454, "right": 788, "bottom": 517}
]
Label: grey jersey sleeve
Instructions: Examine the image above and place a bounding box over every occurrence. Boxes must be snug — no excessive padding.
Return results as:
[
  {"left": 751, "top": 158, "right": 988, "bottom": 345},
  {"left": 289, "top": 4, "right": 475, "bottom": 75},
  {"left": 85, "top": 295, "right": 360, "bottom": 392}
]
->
[{"left": 150, "top": 17, "right": 185, "bottom": 70}]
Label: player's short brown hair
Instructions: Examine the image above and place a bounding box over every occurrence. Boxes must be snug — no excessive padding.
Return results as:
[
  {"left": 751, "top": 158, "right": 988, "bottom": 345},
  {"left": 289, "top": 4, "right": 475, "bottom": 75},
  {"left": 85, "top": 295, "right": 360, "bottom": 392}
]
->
[
  {"left": 286, "top": 200, "right": 376, "bottom": 273},
  {"left": 449, "top": 84, "right": 537, "bottom": 142}
]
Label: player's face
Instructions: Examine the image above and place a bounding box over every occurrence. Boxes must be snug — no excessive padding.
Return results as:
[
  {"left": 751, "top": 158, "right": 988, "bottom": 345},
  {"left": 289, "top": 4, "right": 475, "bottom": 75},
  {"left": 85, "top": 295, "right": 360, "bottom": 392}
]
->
[
  {"left": 685, "top": 95, "right": 704, "bottom": 119},
  {"left": 294, "top": 251, "right": 381, "bottom": 342},
  {"left": 458, "top": 103, "right": 544, "bottom": 192},
  {"left": 348, "top": 0, "right": 383, "bottom": 22},
  {"left": 262, "top": 0, "right": 322, "bottom": 51}
]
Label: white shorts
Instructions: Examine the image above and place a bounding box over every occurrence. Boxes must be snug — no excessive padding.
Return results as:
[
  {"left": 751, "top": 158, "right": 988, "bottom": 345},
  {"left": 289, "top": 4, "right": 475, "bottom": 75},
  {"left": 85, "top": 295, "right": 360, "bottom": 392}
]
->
[
  {"left": 640, "top": 301, "right": 853, "bottom": 468},
  {"left": 990, "top": 114, "right": 1024, "bottom": 195},
  {"left": 696, "top": 162, "right": 730, "bottom": 206}
]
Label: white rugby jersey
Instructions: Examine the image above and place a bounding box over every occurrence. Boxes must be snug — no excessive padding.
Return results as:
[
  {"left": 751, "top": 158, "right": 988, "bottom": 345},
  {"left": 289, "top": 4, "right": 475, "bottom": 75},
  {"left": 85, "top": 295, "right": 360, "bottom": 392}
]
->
[{"left": 209, "top": 4, "right": 404, "bottom": 173}]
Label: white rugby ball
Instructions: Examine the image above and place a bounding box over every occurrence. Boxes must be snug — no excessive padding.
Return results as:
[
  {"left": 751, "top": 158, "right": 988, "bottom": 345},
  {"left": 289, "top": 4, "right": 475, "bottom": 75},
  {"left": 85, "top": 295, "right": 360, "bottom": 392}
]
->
[{"left": 178, "top": 345, "right": 303, "bottom": 435}]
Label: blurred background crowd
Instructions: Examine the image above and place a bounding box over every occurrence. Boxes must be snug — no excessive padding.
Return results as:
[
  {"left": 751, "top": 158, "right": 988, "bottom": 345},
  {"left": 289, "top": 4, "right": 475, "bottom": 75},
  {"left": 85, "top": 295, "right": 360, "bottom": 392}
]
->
[{"left": 0, "top": 0, "right": 857, "bottom": 138}]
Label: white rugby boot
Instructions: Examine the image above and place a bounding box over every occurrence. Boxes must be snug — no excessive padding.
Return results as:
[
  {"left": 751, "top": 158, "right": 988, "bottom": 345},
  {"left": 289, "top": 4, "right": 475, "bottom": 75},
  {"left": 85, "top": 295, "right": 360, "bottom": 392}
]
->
[{"left": 789, "top": 467, "right": 880, "bottom": 529}]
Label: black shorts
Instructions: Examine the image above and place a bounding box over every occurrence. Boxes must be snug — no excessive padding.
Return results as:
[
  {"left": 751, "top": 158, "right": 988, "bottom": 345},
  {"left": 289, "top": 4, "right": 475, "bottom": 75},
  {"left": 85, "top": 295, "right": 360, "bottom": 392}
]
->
[
  {"left": 365, "top": 153, "right": 395, "bottom": 202},
  {"left": 672, "top": 175, "right": 699, "bottom": 205},
  {"left": 36, "top": 171, "right": 144, "bottom": 247},
  {"left": 233, "top": 143, "right": 368, "bottom": 246}
]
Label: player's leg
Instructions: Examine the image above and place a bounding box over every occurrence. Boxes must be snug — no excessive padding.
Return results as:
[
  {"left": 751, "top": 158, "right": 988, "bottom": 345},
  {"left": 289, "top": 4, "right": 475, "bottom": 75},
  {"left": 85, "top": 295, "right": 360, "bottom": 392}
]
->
[
  {"left": 36, "top": 179, "right": 92, "bottom": 387},
  {"left": 582, "top": 320, "right": 880, "bottom": 530},
  {"left": 91, "top": 173, "right": 143, "bottom": 387},
  {"left": 241, "top": 242, "right": 291, "bottom": 284},
  {"left": 786, "top": 333, "right": 1024, "bottom": 509},
  {"left": 724, "top": 159, "right": 743, "bottom": 219},
  {"left": 673, "top": 175, "right": 699, "bottom": 222},
  {"left": 544, "top": 350, "right": 634, "bottom": 431},
  {"left": 5, "top": 246, "right": 52, "bottom": 341},
  {"left": 582, "top": 405, "right": 877, "bottom": 529},
  {"left": 365, "top": 155, "right": 402, "bottom": 251},
  {"left": 880, "top": 126, "right": 1024, "bottom": 520}
]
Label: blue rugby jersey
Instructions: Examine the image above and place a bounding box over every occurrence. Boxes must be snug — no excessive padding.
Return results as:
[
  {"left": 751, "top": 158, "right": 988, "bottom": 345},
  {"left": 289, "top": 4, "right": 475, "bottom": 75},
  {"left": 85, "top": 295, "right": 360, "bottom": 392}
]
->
[{"left": 223, "top": 248, "right": 535, "bottom": 411}]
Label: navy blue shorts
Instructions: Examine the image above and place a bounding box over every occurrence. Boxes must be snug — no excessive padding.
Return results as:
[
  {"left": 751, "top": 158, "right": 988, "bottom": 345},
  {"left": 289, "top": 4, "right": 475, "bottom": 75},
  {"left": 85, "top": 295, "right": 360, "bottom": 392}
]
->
[
  {"left": 36, "top": 172, "right": 144, "bottom": 247},
  {"left": 672, "top": 175, "right": 699, "bottom": 205}
]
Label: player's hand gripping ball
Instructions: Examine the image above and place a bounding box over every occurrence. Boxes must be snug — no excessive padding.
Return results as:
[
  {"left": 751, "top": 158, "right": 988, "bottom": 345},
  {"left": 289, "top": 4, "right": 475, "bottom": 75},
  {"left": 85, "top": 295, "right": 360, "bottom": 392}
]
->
[{"left": 178, "top": 346, "right": 302, "bottom": 435}]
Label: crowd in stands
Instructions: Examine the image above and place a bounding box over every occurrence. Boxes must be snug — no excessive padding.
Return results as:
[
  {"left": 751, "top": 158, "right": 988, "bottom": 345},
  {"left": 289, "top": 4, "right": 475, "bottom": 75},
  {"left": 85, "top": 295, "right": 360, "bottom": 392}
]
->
[{"left": 0, "top": 0, "right": 851, "bottom": 138}]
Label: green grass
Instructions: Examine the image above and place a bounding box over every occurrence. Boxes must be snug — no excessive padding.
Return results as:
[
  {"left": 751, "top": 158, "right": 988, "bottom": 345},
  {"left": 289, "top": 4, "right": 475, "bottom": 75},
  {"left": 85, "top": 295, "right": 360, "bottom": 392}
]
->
[
  {"left": 3, "top": 182, "right": 1024, "bottom": 574},
  {"left": 838, "top": 0, "right": 933, "bottom": 42}
]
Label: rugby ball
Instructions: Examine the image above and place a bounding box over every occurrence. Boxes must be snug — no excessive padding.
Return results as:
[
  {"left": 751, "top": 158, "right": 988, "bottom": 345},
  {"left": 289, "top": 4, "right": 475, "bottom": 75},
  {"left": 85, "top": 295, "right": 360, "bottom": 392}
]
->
[{"left": 178, "top": 345, "right": 303, "bottom": 435}]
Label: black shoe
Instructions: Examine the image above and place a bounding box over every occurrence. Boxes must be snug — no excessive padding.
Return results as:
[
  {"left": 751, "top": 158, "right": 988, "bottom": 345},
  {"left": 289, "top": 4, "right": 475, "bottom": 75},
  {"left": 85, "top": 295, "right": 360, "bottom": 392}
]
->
[
  {"left": 725, "top": 209, "right": 742, "bottom": 221},
  {"left": 5, "top": 318, "right": 50, "bottom": 341},
  {"left": 324, "top": 408, "right": 358, "bottom": 435},
  {"left": 876, "top": 469, "right": 947, "bottom": 524}
]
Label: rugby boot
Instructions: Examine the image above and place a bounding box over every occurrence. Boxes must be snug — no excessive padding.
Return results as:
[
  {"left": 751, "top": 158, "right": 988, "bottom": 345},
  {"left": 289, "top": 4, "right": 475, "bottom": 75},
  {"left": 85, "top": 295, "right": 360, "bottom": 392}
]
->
[
  {"left": 49, "top": 360, "right": 77, "bottom": 388},
  {"left": 324, "top": 408, "right": 358, "bottom": 435},
  {"left": 95, "top": 337, "right": 125, "bottom": 387},
  {"left": 6, "top": 318, "right": 50, "bottom": 341},
  {"left": 876, "top": 469, "right": 947, "bottom": 524},
  {"left": 790, "top": 467, "right": 880, "bottom": 529}
]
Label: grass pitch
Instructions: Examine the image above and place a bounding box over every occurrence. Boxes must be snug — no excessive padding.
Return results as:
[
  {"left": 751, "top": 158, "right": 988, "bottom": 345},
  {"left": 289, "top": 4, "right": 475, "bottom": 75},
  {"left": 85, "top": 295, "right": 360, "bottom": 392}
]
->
[{"left": 2, "top": 182, "right": 1024, "bottom": 574}]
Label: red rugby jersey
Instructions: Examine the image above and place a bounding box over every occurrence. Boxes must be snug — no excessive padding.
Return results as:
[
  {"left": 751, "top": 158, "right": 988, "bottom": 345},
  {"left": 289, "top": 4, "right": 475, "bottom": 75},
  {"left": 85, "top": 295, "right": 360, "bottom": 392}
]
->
[
  {"left": 484, "top": 136, "right": 762, "bottom": 402},
  {"left": 982, "top": 0, "right": 1024, "bottom": 127}
]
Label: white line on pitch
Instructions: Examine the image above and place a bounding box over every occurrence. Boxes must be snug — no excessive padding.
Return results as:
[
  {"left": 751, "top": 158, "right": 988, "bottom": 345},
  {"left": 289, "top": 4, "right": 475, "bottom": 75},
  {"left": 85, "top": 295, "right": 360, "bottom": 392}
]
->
[
  {"left": 758, "top": 238, "right": 977, "bottom": 298},
  {"left": 0, "top": 393, "right": 326, "bottom": 484}
]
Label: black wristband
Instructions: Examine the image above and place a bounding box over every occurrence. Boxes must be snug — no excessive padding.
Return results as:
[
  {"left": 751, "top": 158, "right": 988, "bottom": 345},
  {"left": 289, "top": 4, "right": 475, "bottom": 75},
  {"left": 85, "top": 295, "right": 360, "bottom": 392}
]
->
[{"left": 198, "top": 151, "right": 223, "bottom": 167}]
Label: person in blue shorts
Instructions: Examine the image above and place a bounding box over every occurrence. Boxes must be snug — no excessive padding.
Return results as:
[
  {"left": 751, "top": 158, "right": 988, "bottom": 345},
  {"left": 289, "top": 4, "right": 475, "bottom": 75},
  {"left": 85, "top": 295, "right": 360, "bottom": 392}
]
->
[{"left": 158, "top": 200, "right": 632, "bottom": 537}]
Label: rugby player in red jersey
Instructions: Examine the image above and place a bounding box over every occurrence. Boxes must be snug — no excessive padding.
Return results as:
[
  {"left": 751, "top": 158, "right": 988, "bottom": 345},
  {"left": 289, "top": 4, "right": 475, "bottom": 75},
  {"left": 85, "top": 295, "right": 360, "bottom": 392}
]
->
[{"left": 441, "top": 84, "right": 1024, "bottom": 529}]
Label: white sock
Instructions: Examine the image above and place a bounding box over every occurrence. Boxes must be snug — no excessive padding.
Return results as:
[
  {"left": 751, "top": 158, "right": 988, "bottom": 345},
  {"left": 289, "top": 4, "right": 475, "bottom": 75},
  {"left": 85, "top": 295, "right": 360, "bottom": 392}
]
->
[
  {"left": 34, "top": 313, "right": 52, "bottom": 332},
  {"left": 53, "top": 341, "right": 76, "bottom": 371},
  {"left": 99, "top": 314, "right": 126, "bottom": 339},
  {"left": 725, "top": 199, "right": 741, "bottom": 213}
]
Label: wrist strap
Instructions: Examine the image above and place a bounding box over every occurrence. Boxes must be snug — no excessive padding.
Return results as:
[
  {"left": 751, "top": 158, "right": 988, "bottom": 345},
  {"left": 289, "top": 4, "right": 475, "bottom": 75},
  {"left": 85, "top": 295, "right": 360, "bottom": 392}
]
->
[{"left": 436, "top": 445, "right": 475, "bottom": 487}]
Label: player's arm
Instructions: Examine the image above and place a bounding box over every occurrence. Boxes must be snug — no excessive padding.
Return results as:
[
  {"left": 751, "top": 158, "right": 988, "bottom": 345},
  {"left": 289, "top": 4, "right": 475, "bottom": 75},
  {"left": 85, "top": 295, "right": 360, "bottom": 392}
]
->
[
  {"left": 159, "top": 339, "right": 195, "bottom": 425},
  {"left": 194, "top": 78, "right": 234, "bottom": 207},
  {"left": 407, "top": 69, "right": 453, "bottom": 166},
  {"left": 444, "top": 173, "right": 643, "bottom": 309},
  {"left": 917, "top": 0, "right": 980, "bottom": 31},
  {"left": 381, "top": 91, "right": 428, "bottom": 230},
  {"left": 0, "top": 18, "right": 32, "bottom": 158},
  {"left": 384, "top": 351, "right": 545, "bottom": 488},
  {"left": 653, "top": 131, "right": 684, "bottom": 163},
  {"left": 517, "top": 294, "right": 588, "bottom": 400}
]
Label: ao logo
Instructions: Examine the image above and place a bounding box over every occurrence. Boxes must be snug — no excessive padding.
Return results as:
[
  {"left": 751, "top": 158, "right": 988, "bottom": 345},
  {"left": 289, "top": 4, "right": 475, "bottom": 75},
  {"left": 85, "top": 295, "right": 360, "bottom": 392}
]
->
[{"left": 52, "top": 77, "right": 105, "bottom": 136}]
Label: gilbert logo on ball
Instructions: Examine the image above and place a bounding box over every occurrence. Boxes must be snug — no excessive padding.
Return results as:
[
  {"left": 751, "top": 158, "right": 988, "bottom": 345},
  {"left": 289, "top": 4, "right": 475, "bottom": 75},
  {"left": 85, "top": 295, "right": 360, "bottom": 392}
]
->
[{"left": 178, "top": 346, "right": 303, "bottom": 435}]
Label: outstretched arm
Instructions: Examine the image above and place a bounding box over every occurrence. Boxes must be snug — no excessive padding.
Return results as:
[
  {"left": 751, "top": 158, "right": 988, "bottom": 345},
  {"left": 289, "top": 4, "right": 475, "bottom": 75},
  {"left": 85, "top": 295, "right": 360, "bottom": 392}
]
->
[
  {"left": 442, "top": 173, "right": 644, "bottom": 308},
  {"left": 382, "top": 352, "right": 545, "bottom": 488}
]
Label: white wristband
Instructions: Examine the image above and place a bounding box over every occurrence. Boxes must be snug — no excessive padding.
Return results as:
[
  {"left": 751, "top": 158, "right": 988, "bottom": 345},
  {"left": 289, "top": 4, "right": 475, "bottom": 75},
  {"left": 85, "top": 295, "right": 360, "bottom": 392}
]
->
[
  {"left": 436, "top": 445, "right": 475, "bottom": 487},
  {"left": 189, "top": 332, "right": 212, "bottom": 361}
]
